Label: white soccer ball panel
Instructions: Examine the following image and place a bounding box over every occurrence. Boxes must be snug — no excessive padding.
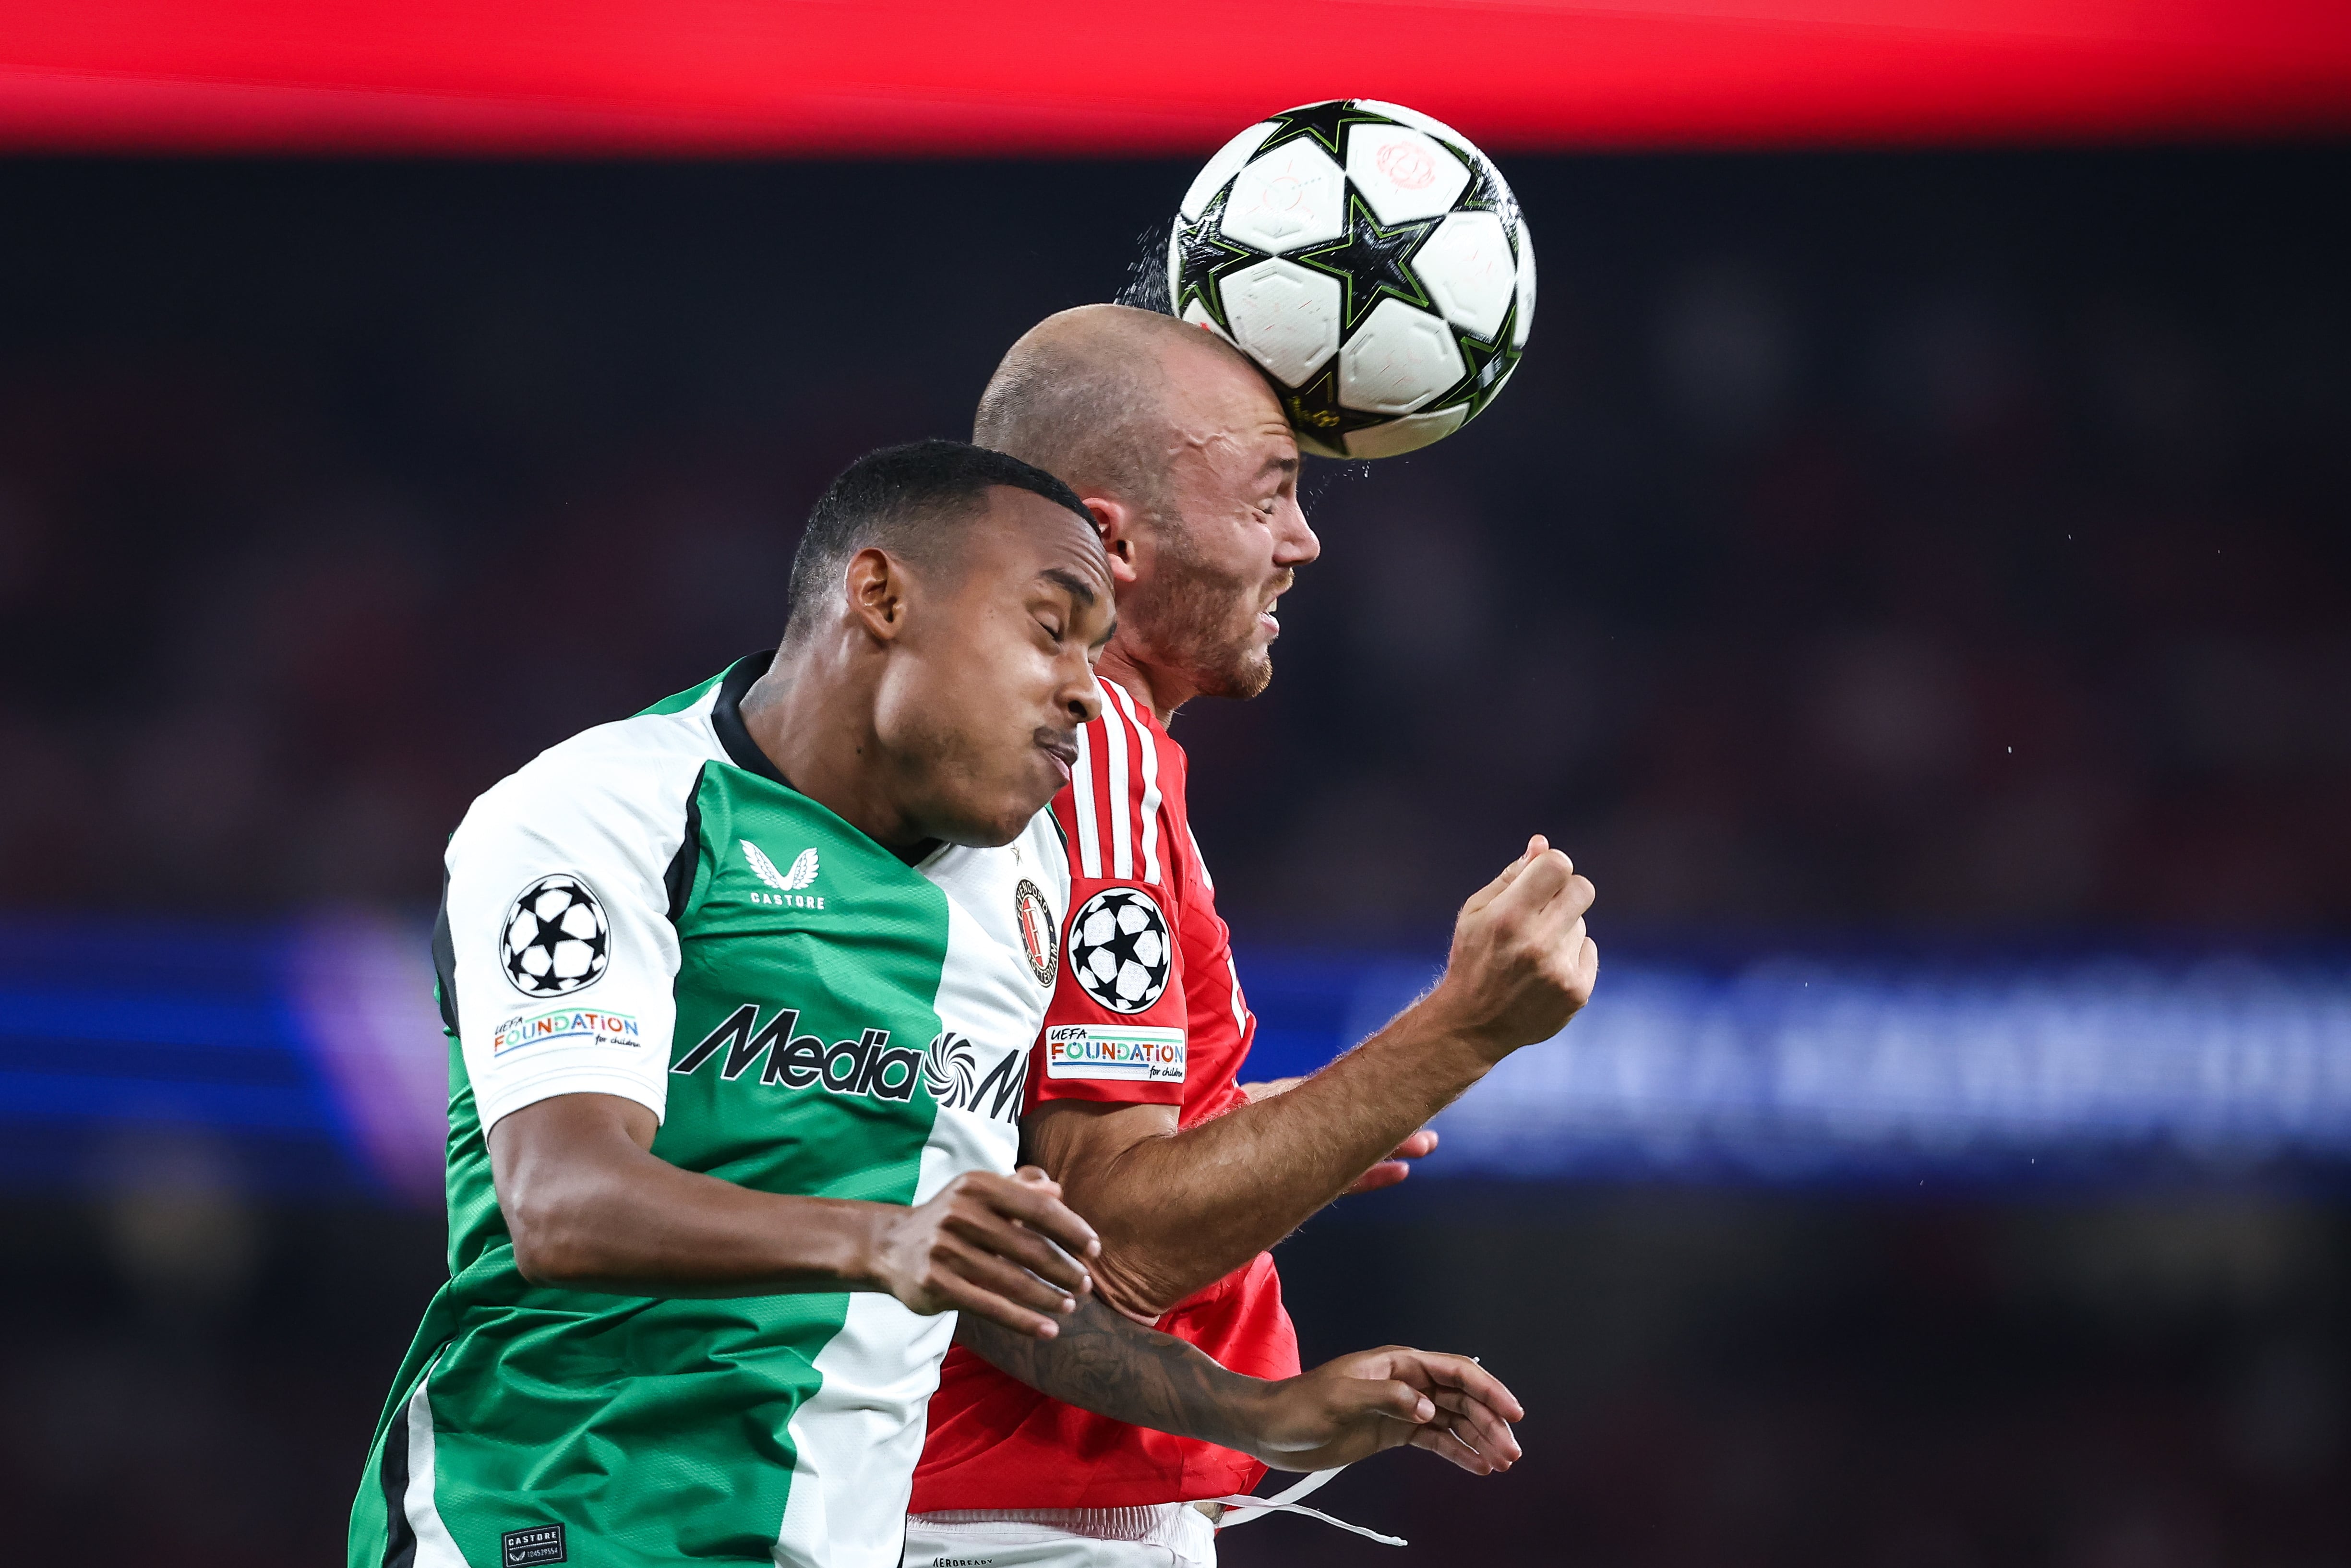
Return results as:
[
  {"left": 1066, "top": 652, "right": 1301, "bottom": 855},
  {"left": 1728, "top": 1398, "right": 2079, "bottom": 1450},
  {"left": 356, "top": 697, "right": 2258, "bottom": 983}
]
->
[
  {"left": 1178, "top": 296, "right": 1235, "bottom": 343},
  {"left": 551, "top": 940, "right": 596, "bottom": 980},
  {"left": 1221, "top": 140, "right": 1348, "bottom": 253},
  {"left": 1082, "top": 909, "right": 1117, "bottom": 946},
  {"left": 1088, "top": 947, "right": 1118, "bottom": 982},
  {"left": 1344, "top": 126, "right": 1473, "bottom": 227},
  {"left": 1338, "top": 299, "right": 1466, "bottom": 415},
  {"left": 559, "top": 902, "right": 600, "bottom": 940},
  {"left": 532, "top": 888, "right": 572, "bottom": 922},
  {"left": 1115, "top": 962, "right": 1152, "bottom": 1002},
  {"left": 520, "top": 945, "right": 552, "bottom": 977},
  {"left": 1181, "top": 120, "right": 1278, "bottom": 219},
  {"left": 1115, "top": 902, "right": 1150, "bottom": 934},
  {"left": 1343, "top": 402, "right": 1470, "bottom": 458},
  {"left": 1417, "top": 210, "right": 1516, "bottom": 340},
  {"left": 1513, "top": 219, "right": 1537, "bottom": 348},
  {"left": 1221, "top": 258, "right": 1342, "bottom": 388},
  {"left": 1355, "top": 100, "right": 1476, "bottom": 149},
  {"left": 1133, "top": 930, "right": 1164, "bottom": 967}
]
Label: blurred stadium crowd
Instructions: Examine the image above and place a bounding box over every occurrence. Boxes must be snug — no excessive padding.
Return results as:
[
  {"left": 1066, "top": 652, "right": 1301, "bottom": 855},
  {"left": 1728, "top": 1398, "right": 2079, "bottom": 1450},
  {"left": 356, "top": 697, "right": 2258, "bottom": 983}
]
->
[{"left": 1, "top": 149, "right": 2342, "bottom": 938}]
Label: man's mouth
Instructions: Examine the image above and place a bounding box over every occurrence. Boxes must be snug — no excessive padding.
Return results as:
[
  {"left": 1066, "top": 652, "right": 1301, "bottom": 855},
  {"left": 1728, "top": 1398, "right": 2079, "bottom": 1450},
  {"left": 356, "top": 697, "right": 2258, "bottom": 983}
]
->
[{"left": 1037, "top": 732, "right": 1079, "bottom": 781}]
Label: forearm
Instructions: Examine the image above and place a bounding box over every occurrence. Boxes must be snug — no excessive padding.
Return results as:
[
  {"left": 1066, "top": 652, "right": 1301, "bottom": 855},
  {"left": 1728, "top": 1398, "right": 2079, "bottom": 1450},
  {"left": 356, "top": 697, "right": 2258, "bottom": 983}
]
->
[
  {"left": 1060, "top": 1006, "right": 1496, "bottom": 1310},
  {"left": 956, "top": 1297, "right": 1267, "bottom": 1458},
  {"left": 500, "top": 1129, "right": 882, "bottom": 1296}
]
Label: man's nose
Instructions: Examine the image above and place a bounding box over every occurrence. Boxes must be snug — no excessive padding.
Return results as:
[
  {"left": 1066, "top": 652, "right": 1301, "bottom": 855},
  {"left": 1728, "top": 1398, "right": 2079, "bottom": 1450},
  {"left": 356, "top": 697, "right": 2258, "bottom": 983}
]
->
[
  {"left": 1278, "top": 503, "right": 1321, "bottom": 566},
  {"left": 1066, "top": 673, "right": 1103, "bottom": 726}
]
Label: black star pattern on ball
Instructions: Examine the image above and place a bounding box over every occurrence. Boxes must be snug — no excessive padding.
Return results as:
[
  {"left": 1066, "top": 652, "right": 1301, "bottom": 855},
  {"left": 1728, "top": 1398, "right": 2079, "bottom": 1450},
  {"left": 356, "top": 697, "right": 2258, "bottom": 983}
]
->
[
  {"left": 1169, "top": 183, "right": 1260, "bottom": 332},
  {"left": 1296, "top": 194, "right": 1440, "bottom": 334},
  {"left": 1280, "top": 363, "right": 1405, "bottom": 453},
  {"left": 1454, "top": 157, "right": 1519, "bottom": 225},
  {"left": 1254, "top": 99, "right": 1400, "bottom": 162},
  {"left": 1431, "top": 319, "right": 1521, "bottom": 423}
]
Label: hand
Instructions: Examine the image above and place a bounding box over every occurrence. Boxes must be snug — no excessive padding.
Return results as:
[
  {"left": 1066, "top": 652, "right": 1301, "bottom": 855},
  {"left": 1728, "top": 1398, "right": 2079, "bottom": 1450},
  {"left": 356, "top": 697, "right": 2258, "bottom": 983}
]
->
[
  {"left": 1246, "top": 1348, "right": 1525, "bottom": 1475},
  {"left": 865, "top": 1167, "right": 1100, "bottom": 1340},
  {"left": 1238, "top": 1077, "right": 1440, "bottom": 1194},
  {"left": 1420, "top": 835, "right": 1598, "bottom": 1062}
]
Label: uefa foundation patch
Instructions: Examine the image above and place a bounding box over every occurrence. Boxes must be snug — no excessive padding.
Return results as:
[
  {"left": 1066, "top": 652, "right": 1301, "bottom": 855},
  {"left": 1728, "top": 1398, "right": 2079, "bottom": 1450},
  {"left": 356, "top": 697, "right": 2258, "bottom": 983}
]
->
[{"left": 1044, "top": 1024, "right": 1185, "bottom": 1083}]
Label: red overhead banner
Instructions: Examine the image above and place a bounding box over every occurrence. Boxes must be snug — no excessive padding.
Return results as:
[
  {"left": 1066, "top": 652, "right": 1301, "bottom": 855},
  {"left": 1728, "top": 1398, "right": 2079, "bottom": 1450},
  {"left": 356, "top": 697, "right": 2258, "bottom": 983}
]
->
[{"left": 0, "top": 0, "right": 2346, "bottom": 155}]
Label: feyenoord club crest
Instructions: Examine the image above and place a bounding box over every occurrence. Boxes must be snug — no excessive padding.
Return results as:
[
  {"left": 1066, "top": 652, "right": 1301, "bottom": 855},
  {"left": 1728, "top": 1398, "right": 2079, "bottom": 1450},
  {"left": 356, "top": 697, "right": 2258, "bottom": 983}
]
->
[{"left": 1013, "top": 879, "right": 1057, "bottom": 986}]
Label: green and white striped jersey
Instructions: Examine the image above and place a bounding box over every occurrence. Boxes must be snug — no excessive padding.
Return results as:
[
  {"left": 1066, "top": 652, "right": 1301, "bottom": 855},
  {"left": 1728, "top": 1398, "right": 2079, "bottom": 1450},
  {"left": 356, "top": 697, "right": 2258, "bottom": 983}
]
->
[{"left": 350, "top": 653, "right": 1068, "bottom": 1568}]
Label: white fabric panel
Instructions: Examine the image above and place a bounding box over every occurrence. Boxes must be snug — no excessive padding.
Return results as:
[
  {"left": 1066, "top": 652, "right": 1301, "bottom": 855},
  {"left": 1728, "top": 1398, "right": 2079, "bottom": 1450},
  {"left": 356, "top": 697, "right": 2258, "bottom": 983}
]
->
[
  {"left": 443, "top": 696, "right": 717, "bottom": 1133},
  {"left": 771, "top": 810, "right": 1066, "bottom": 1568},
  {"left": 401, "top": 1363, "right": 469, "bottom": 1568}
]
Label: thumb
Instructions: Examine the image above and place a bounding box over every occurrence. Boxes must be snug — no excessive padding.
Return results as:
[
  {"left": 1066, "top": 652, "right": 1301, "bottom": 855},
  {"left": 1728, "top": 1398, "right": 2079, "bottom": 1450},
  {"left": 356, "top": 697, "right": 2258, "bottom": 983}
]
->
[
  {"left": 1461, "top": 836, "right": 1548, "bottom": 919},
  {"left": 1351, "top": 1378, "right": 1436, "bottom": 1425}
]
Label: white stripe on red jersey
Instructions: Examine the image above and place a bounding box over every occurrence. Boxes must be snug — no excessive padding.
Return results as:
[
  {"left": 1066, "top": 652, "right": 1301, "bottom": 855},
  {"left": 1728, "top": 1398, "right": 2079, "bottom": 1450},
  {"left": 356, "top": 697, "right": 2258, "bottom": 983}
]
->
[
  {"left": 1098, "top": 682, "right": 1133, "bottom": 879},
  {"left": 1070, "top": 722, "right": 1103, "bottom": 877},
  {"left": 1104, "top": 680, "right": 1164, "bottom": 887}
]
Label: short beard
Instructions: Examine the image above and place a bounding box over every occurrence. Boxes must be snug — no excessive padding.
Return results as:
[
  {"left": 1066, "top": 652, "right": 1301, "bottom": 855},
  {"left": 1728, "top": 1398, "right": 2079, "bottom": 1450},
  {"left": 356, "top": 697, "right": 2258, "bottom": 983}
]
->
[{"left": 1129, "top": 519, "right": 1276, "bottom": 703}]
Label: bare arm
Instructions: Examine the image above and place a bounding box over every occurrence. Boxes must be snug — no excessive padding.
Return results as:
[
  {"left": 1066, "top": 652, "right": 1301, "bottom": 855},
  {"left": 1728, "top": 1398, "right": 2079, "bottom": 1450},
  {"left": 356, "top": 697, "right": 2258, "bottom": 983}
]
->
[
  {"left": 489, "top": 1092, "right": 1100, "bottom": 1337},
  {"left": 956, "top": 1300, "right": 1523, "bottom": 1475},
  {"left": 1027, "top": 838, "right": 1597, "bottom": 1318}
]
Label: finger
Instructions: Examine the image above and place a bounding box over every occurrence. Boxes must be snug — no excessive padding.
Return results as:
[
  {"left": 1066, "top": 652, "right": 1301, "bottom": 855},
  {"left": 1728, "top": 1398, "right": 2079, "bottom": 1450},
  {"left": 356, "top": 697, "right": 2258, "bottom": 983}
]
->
[
  {"left": 1489, "top": 848, "right": 1573, "bottom": 922},
  {"left": 1408, "top": 1422, "right": 1506, "bottom": 1475},
  {"left": 1344, "top": 1377, "right": 1435, "bottom": 1426},
  {"left": 942, "top": 1209, "right": 1094, "bottom": 1295},
  {"left": 1010, "top": 1165, "right": 1062, "bottom": 1195},
  {"left": 941, "top": 1239, "right": 1085, "bottom": 1317},
  {"left": 1387, "top": 1351, "right": 1525, "bottom": 1423},
  {"left": 1459, "top": 836, "right": 1546, "bottom": 917},
  {"left": 1343, "top": 1160, "right": 1412, "bottom": 1196},
  {"left": 932, "top": 1272, "right": 1066, "bottom": 1341},
  {"left": 1426, "top": 1388, "right": 1523, "bottom": 1463},
  {"left": 975, "top": 1174, "right": 1102, "bottom": 1259},
  {"left": 1579, "top": 935, "right": 1600, "bottom": 993},
  {"left": 1395, "top": 1128, "right": 1439, "bottom": 1159}
]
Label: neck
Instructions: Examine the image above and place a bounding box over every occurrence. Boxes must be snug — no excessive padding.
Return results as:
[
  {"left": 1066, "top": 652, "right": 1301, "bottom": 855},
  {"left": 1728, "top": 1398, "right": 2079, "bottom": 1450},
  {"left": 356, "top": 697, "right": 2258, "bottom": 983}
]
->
[
  {"left": 736, "top": 646, "right": 931, "bottom": 856},
  {"left": 1093, "top": 641, "right": 1192, "bottom": 728}
]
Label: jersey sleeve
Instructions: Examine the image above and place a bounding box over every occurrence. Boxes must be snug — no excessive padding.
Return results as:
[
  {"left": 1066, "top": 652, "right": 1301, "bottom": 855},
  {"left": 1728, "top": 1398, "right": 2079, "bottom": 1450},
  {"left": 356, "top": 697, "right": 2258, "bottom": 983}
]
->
[
  {"left": 436, "top": 742, "right": 696, "bottom": 1134},
  {"left": 1032, "top": 698, "right": 1188, "bottom": 1108}
]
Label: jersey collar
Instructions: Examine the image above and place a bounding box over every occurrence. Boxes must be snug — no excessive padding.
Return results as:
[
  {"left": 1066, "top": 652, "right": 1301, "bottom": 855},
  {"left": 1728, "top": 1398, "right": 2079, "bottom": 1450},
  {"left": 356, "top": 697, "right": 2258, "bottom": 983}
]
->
[
  {"left": 712, "top": 649, "right": 790, "bottom": 786},
  {"left": 710, "top": 648, "right": 945, "bottom": 868}
]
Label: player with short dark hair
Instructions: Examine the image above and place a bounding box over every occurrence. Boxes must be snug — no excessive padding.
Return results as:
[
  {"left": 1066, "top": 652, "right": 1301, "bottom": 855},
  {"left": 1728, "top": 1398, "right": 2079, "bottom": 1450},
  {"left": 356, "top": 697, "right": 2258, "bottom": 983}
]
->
[
  {"left": 348, "top": 438, "right": 1523, "bottom": 1568},
  {"left": 909, "top": 312, "right": 1597, "bottom": 1566}
]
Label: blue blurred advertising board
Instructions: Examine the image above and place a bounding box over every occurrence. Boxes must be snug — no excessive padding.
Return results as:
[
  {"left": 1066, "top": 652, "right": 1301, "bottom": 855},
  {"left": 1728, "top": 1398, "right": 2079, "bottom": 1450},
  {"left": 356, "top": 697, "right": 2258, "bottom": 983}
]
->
[{"left": 4, "top": 918, "right": 2347, "bottom": 1202}]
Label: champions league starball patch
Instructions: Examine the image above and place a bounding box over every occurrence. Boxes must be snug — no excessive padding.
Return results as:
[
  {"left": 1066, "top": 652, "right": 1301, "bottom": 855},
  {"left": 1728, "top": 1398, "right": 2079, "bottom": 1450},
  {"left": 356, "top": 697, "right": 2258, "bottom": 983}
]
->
[
  {"left": 500, "top": 874, "right": 611, "bottom": 996},
  {"left": 1066, "top": 886, "right": 1173, "bottom": 1014}
]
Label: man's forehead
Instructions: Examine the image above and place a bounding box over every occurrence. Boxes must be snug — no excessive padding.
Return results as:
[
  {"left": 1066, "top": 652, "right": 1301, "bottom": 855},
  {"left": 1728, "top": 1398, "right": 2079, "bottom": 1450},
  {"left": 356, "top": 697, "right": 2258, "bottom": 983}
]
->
[{"left": 979, "top": 486, "right": 1112, "bottom": 590}]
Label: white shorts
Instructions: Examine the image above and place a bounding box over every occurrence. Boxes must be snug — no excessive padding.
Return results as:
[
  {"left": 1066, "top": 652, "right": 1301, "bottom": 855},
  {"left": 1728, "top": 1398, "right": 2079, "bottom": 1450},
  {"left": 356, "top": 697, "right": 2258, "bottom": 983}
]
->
[{"left": 902, "top": 1505, "right": 1219, "bottom": 1568}]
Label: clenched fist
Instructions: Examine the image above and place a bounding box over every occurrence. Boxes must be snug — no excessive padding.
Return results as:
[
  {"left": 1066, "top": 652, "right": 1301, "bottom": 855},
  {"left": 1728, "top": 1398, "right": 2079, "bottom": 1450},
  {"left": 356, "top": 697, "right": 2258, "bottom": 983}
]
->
[{"left": 1423, "top": 835, "right": 1598, "bottom": 1062}]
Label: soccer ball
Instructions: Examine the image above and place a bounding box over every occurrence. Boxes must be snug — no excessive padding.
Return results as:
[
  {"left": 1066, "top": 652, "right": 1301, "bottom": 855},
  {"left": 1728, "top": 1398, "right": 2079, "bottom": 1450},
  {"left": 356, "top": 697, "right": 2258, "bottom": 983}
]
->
[
  {"left": 1066, "top": 887, "right": 1174, "bottom": 1014},
  {"left": 1167, "top": 99, "right": 1534, "bottom": 459},
  {"left": 501, "top": 874, "right": 611, "bottom": 996}
]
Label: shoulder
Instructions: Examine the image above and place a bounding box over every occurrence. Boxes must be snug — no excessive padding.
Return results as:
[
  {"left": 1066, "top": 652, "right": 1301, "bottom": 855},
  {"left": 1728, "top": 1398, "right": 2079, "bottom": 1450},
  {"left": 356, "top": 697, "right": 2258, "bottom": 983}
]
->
[
  {"left": 456, "top": 705, "right": 719, "bottom": 860},
  {"left": 1062, "top": 678, "right": 1187, "bottom": 890}
]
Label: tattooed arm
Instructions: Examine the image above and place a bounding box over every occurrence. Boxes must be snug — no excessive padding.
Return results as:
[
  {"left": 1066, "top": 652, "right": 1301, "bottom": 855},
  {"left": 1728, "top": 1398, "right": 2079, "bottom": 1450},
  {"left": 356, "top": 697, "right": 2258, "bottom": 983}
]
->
[{"left": 954, "top": 1299, "right": 1525, "bottom": 1475}]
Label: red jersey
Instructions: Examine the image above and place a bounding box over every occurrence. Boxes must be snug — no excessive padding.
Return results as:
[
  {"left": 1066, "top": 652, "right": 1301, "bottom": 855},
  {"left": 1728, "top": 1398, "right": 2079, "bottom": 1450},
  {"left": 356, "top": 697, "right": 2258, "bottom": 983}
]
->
[{"left": 911, "top": 677, "right": 1300, "bottom": 1509}]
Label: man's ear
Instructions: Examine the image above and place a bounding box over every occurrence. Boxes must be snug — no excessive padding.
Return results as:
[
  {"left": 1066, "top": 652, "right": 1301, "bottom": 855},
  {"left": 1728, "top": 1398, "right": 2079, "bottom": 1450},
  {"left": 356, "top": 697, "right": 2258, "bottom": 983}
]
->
[
  {"left": 1083, "top": 496, "right": 1144, "bottom": 587},
  {"left": 842, "top": 547, "right": 912, "bottom": 643}
]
